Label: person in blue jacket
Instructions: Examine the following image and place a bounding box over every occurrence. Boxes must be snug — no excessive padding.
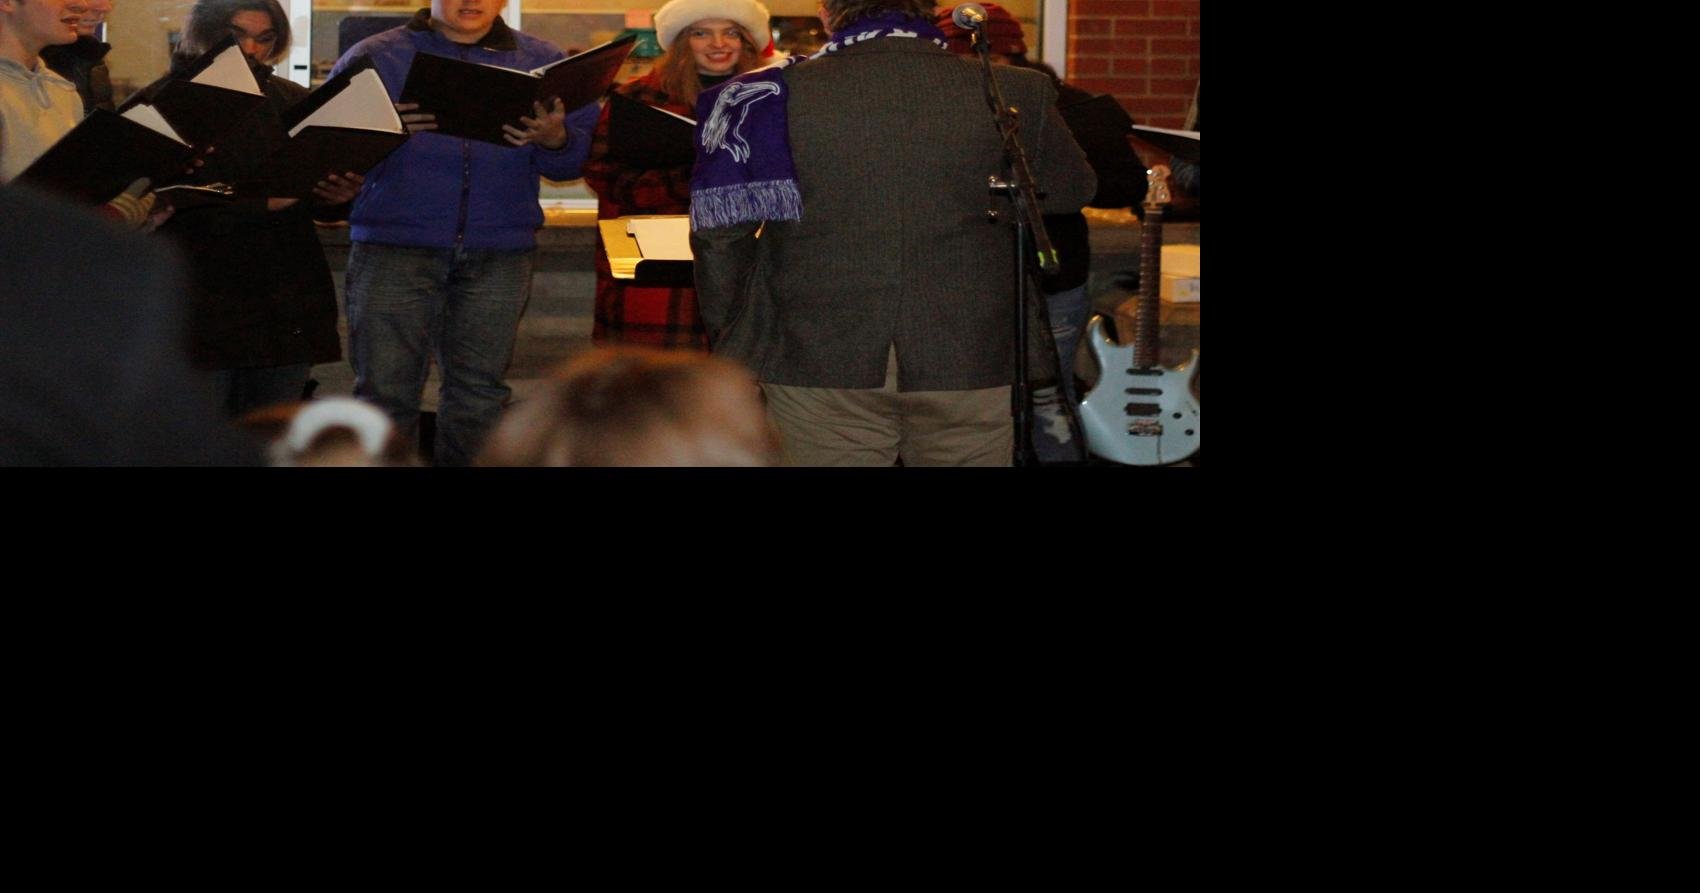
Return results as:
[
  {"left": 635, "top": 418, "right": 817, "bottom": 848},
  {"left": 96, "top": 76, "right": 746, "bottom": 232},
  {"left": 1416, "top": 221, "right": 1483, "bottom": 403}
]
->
[{"left": 329, "top": 0, "right": 599, "bottom": 466}]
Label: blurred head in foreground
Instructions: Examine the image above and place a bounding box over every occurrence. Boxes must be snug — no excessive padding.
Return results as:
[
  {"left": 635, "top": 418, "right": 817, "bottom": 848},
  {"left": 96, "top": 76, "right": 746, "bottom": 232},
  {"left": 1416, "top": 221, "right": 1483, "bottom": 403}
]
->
[{"left": 478, "top": 347, "right": 782, "bottom": 467}]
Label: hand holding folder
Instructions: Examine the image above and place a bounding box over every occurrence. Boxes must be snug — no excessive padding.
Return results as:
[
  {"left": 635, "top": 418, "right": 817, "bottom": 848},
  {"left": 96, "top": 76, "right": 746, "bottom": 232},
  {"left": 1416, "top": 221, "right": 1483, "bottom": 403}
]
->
[
  {"left": 15, "top": 37, "right": 256, "bottom": 205},
  {"left": 398, "top": 34, "right": 636, "bottom": 146},
  {"left": 237, "top": 58, "right": 407, "bottom": 199}
]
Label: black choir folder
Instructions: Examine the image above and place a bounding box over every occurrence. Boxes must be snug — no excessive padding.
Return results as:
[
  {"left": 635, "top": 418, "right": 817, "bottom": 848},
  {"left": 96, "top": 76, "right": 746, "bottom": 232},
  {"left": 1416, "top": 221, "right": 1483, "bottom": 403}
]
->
[
  {"left": 116, "top": 35, "right": 267, "bottom": 149},
  {"left": 398, "top": 33, "right": 637, "bottom": 146},
  {"left": 16, "top": 36, "right": 265, "bottom": 205},
  {"left": 606, "top": 92, "right": 697, "bottom": 169},
  {"left": 240, "top": 57, "right": 408, "bottom": 198},
  {"left": 14, "top": 105, "right": 196, "bottom": 205},
  {"left": 1057, "top": 93, "right": 1148, "bottom": 209},
  {"left": 1128, "top": 125, "right": 1200, "bottom": 164}
]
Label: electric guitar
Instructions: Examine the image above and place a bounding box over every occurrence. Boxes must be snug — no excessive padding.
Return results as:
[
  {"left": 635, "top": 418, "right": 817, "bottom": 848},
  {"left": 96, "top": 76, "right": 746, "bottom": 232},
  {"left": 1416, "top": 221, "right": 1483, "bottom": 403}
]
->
[{"left": 1078, "top": 164, "right": 1201, "bottom": 465}]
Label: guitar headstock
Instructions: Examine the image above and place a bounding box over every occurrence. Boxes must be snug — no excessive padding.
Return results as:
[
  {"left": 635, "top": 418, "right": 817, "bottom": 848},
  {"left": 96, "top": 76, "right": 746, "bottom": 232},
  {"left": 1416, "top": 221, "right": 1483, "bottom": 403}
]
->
[{"left": 1145, "top": 164, "right": 1171, "bottom": 209}]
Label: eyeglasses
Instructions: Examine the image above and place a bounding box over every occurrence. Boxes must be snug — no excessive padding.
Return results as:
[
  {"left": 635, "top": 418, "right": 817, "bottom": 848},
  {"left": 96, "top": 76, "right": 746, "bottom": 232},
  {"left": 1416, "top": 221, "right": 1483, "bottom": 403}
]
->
[{"left": 229, "top": 27, "right": 278, "bottom": 47}]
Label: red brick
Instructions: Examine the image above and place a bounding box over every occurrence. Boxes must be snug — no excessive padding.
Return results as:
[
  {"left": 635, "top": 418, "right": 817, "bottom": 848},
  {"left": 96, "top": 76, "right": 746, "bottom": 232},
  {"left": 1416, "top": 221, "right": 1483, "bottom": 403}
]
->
[
  {"left": 1151, "top": 78, "right": 1196, "bottom": 95},
  {"left": 1151, "top": 37, "right": 1201, "bottom": 55},
  {"left": 1110, "top": 57, "right": 1148, "bottom": 75},
  {"left": 1190, "top": 17, "right": 1200, "bottom": 36},
  {"left": 1074, "top": 77, "right": 1149, "bottom": 96},
  {"left": 1146, "top": 115, "right": 1187, "bottom": 130},
  {"left": 1071, "top": 56, "right": 1110, "bottom": 75},
  {"left": 1150, "top": 57, "right": 1188, "bottom": 74},
  {"left": 1073, "top": 0, "right": 1150, "bottom": 15},
  {"left": 1190, "top": 57, "right": 1200, "bottom": 76},
  {"left": 1124, "top": 96, "right": 1189, "bottom": 114},
  {"left": 1069, "top": 17, "right": 1113, "bottom": 35},
  {"left": 1071, "top": 37, "right": 1146, "bottom": 55},
  {"left": 1121, "top": 18, "right": 1190, "bottom": 35},
  {"left": 1152, "top": 0, "right": 1199, "bottom": 16}
]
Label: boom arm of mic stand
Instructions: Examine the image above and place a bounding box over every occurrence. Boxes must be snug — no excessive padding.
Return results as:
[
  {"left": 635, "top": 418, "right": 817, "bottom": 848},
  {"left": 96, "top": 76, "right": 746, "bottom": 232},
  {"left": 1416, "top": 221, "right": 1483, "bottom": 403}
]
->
[
  {"left": 972, "top": 33, "right": 1053, "bottom": 467},
  {"left": 973, "top": 36, "right": 1058, "bottom": 276}
]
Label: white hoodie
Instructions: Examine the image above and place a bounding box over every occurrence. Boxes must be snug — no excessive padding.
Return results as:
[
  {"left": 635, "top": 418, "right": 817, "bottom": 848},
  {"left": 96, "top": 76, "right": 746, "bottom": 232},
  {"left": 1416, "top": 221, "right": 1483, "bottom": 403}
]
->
[{"left": 0, "top": 56, "right": 81, "bottom": 183}]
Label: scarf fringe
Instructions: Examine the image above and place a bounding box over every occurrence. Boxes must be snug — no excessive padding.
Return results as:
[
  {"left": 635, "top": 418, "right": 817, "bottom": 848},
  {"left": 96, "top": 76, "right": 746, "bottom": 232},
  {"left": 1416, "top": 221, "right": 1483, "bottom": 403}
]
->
[{"left": 690, "top": 180, "right": 803, "bottom": 231}]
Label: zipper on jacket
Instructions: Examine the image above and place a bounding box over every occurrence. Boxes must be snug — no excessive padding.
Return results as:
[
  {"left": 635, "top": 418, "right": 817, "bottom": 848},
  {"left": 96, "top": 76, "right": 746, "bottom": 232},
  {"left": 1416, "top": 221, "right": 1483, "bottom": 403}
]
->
[
  {"left": 455, "top": 41, "right": 473, "bottom": 246},
  {"left": 457, "top": 140, "right": 471, "bottom": 246}
]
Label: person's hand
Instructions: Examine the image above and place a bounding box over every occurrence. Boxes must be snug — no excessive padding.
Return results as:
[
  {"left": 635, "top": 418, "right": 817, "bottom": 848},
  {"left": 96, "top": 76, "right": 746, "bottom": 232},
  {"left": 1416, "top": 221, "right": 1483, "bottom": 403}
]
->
[
  {"left": 100, "top": 178, "right": 157, "bottom": 229},
  {"left": 396, "top": 102, "right": 437, "bottom": 134},
  {"left": 266, "top": 197, "right": 301, "bottom": 211},
  {"left": 183, "top": 145, "right": 215, "bottom": 176},
  {"left": 141, "top": 203, "right": 174, "bottom": 233},
  {"left": 312, "top": 171, "right": 364, "bottom": 205},
  {"left": 503, "top": 97, "right": 567, "bottom": 149}
]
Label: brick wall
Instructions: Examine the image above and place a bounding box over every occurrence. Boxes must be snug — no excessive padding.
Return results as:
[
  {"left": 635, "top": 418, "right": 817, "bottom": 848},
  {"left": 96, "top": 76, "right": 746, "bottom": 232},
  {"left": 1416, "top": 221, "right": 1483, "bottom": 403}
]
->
[{"left": 1067, "top": 0, "right": 1200, "bottom": 130}]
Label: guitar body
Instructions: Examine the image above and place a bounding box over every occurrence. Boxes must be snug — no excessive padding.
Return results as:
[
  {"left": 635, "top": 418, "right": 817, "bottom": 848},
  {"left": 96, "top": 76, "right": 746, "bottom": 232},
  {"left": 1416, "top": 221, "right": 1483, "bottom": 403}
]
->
[
  {"left": 1075, "top": 160, "right": 1200, "bottom": 466},
  {"left": 1079, "top": 315, "right": 1200, "bottom": 465}
]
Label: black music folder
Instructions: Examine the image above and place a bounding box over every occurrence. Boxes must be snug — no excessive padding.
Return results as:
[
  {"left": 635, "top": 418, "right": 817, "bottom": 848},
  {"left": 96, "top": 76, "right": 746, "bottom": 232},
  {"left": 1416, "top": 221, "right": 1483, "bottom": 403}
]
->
[
  {"left": 1057, "top": 93, "right": 1150, "bottom": 209},
  {"left": 1128, "top": 125, "right": 1200, "bottom": 164},
  {"left": 606, "top": 92, "right": 697, "bottom": 170},
  {"left": 398, "top": 33, "right": 636, "bottom": 146},
  {"left": 14, "top": 106, "right": 197, "bottom": 205},
  {"left": 240, "top": 57, "right": 408, "bottom": 198},
  {"left": 116, "top": 35, "right": 267, "bottom": 149}
]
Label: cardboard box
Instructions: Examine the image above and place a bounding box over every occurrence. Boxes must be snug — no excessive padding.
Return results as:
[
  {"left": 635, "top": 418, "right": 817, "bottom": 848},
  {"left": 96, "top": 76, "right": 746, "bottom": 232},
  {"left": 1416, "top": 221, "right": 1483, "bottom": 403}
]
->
[
  {"left": 1161, "top": 273, "right": 1200, "bottom": 303},
  {"left": 1160, "top": 244, "right": 1199, "bottom": 303}
]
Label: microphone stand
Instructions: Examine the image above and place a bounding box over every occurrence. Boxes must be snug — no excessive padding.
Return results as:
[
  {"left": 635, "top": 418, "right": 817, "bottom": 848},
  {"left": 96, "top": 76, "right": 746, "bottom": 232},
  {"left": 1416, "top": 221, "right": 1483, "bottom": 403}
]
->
[{"left": 971, "top": 26, "right": 1058, "bottom": 468}]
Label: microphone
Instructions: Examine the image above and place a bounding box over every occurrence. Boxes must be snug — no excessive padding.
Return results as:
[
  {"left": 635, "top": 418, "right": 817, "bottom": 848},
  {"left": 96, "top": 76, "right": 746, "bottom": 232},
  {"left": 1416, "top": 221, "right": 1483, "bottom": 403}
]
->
[{"left": 952, "top": 3, "right": 987, "bottom": 30}]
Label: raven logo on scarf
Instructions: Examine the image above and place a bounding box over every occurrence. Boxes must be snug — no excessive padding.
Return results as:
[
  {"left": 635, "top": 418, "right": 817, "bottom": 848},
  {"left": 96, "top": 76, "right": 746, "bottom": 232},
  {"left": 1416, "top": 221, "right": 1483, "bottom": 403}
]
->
[
  {"left": 701, "top": 80, "right": 784, "bottom": 164},
  {"left": 689, "top": 11, "right": 949, "bottom": 231}
]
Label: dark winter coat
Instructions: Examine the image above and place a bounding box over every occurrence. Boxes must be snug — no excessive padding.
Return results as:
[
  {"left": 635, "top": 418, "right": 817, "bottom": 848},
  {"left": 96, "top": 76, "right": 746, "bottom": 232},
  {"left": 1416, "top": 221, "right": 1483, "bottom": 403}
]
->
[{"left": 152, "top": 60, "right": 342, "bottom": 371}]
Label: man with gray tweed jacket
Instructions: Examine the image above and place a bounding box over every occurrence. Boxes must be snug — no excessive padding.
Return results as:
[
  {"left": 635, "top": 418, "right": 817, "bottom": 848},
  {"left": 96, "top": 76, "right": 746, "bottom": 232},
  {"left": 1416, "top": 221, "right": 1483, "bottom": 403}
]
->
[{"left": 689, "top": 0, "right": 1094, "bottom": 466}]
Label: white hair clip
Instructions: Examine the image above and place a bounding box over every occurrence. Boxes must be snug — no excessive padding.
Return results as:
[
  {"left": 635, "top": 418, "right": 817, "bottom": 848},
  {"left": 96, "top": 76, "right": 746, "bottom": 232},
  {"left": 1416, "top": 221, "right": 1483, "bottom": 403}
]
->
[{"left": 284, "top": 398, "right": 394, "bottom": 457}]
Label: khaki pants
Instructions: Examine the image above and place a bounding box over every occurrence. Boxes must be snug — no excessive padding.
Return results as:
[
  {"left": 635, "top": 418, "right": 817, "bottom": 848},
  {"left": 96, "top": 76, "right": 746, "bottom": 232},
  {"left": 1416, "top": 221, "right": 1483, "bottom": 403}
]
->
[{"left": 761, "top": 349, "right": 1012, "bottom": 467}]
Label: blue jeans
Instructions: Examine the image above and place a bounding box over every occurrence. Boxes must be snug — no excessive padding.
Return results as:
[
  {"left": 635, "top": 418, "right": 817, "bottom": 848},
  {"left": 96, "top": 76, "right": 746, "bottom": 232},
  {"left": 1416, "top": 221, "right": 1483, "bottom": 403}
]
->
[
  {"left": 1031, "top": 284, "right": 1089, "bottom": 464},
  {"left": 345, "top": 242, "right": 534, "bottom": 467},
  {"left": 209, "top": 364, "right": 312, "bottom": 418}
]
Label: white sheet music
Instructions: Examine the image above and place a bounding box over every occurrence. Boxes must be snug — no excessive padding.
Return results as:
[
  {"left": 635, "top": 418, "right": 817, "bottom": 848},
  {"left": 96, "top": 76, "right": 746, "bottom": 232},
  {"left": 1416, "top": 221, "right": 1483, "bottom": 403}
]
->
[
  {"left": 193, "top": 44, "right": 263, "bottom": 95},
  {"left": 121, "top": 103, "right": 189, "bottom": 145},
  {"left": 290, "top": 69, "right": 404, "bottom": 137},
  {"left": 1129, "top": 125, "right": 1199, "bottom": 141},
  {"left": 626, "top": 216, "right": 693, "bottom": 260}
]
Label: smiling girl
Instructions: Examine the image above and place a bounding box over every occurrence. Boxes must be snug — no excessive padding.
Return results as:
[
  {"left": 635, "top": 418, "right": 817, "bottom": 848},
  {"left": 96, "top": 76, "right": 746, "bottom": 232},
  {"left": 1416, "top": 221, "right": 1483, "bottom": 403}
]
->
[{"left": 582, "top": 0, "right": 771, "bottom": 350}]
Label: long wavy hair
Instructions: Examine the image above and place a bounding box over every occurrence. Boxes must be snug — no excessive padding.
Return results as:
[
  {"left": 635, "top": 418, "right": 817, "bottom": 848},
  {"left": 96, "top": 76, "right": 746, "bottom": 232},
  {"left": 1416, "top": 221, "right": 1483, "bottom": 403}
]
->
[
  {"left": 176, "top": 0, "right": 291, "bottom": 65},
  {"left": 653, "top": 22, "right": 761, "bottom": 110}
]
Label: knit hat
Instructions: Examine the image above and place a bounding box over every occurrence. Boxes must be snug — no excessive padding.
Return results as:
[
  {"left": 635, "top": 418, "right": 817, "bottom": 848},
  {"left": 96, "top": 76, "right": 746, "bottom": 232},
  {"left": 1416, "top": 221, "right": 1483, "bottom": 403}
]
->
[
  {"left": 934, "top": 2, "right": 1027, "bottom": 56},
  {"left": 653, "top": 0, "right": 772, "bottom": 51}
]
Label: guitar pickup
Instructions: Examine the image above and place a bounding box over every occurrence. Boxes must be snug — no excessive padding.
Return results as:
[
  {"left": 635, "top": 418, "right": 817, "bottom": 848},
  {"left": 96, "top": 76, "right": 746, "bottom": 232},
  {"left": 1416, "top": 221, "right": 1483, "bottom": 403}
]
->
[
  {"left": 1124, "top": 402, "right": 1161, "bottom": 416},
  {"left": 1127, "top": 420, "right": 1164, "bottom": 437}
]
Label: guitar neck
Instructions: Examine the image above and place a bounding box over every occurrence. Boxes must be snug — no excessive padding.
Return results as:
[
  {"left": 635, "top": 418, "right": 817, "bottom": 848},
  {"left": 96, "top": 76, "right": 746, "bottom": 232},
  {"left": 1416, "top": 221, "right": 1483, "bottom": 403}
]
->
[{"left": 1134, "top": 206, "right": 1165, "bottom": 369}]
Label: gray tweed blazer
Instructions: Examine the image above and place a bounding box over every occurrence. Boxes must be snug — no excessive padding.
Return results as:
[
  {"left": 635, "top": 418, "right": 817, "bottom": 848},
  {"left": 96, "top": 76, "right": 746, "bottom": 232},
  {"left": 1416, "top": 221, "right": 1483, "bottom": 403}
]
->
[{"left": 691, "top": 37, "right": 1096, "bottom": 392}]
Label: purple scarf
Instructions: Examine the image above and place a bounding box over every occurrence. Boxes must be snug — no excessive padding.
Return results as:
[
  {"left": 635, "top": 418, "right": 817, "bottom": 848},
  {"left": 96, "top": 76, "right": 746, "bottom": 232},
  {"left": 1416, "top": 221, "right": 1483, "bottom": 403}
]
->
[{"left": 689, "top": 12, "right": 948, "bottom": 231}]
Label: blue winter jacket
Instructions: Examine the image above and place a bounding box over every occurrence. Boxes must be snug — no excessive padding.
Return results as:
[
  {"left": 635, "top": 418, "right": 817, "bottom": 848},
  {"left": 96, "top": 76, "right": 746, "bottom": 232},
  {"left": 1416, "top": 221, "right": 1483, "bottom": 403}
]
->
[{"left": 330, "top": 12, "right": 599, "bottom": 251}]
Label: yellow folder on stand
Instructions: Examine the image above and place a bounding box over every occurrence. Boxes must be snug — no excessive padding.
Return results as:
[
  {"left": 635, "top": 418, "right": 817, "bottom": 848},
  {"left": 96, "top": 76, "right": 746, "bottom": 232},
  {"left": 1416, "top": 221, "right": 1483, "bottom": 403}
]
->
[{"left": 599, "top": 215, "right": 695, "bottom": 286}]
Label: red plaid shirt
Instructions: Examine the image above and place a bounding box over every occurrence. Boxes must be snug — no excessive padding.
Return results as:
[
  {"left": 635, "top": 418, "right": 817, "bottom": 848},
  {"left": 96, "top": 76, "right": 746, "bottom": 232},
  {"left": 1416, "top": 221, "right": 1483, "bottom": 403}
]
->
[{"left": 583, "top": 72, "right": 707, "bottom": 350}]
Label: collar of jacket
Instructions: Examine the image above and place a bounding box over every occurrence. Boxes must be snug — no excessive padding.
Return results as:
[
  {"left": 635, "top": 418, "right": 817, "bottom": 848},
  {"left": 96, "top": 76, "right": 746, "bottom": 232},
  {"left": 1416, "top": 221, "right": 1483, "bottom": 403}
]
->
[
  {"left": 41, "top": 35, "right": 112, "bottom": 65},
  {"left": 826, "top": 36, "right": 952, "bottom": 57},
  {"left": 0, "top": 55, "right": 74, "bottom": 87},
  {"left": 0, "top": 56, "right": 76, "bottom": 106},
  {"left": 406, "top": 8, "right": 518, "bottom": 51}
]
